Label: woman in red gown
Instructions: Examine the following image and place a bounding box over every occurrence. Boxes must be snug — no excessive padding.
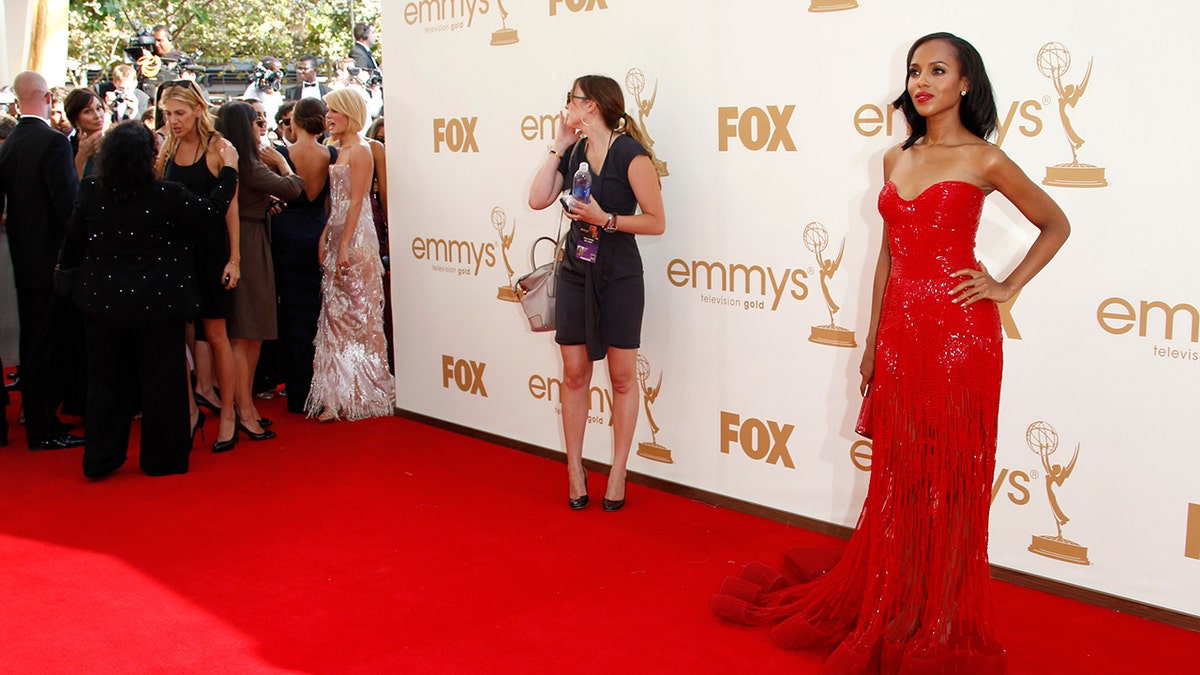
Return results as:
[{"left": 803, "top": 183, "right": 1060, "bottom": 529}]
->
[{"left": 712, "top": 33, "right": 1070, "bottom": 673}]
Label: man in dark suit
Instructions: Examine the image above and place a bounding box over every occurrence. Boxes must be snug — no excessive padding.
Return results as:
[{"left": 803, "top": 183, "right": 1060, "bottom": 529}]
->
[
  {"left": 284, "top": 56, "right": 331, "bottom": 102},
  {"left": 0, "top": 71, "right": 84, "bottom": 450},
  {"left": 349, "top": 23, "right": 380, "bottom": 71}
]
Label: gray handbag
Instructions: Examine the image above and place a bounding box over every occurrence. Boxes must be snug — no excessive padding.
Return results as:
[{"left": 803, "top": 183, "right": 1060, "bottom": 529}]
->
[{"left": 514, "top": 231, "right": 563, "bottom": 332}]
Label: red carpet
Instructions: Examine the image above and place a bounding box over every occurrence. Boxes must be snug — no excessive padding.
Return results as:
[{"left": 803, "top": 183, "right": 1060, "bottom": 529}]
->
[{"left": 1, "top": 387, "right": 1198, "bottom": 673}]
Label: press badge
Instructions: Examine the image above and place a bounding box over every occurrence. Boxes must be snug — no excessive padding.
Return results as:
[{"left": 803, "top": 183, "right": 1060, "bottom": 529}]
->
[{"left": 575, "top": 235, "right": 598, "bottom": 263}]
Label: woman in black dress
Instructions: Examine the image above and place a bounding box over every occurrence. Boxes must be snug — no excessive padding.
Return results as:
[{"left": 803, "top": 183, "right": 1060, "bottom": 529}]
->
[
  {"left": 60, "top": 121, "right": 239, "bottom": 478},
  {"left": 156, "top": 79, "right": 242, "bottom": 449},
  {"left": 271, "top": 98, "right": 335, "bottom": 413},
  {"left": 527, "top": 75, "right": 666, "bottom": 511}
]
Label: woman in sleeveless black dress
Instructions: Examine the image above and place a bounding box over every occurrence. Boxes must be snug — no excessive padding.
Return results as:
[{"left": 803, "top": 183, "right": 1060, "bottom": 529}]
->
[
  {"left": 272, "top": 98, "right": 336, "bottom": 413},
  {"left": 527, "top": 75, "right": 666, "bottom": 512},
  {"left": 156, "top": 79, "right": 242, "bottom": 449}
]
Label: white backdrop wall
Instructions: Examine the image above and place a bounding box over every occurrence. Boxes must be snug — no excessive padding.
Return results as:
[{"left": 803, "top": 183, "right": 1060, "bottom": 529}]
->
[{"left": 383, "top": 1, "right": 1200, "bottom": 618}]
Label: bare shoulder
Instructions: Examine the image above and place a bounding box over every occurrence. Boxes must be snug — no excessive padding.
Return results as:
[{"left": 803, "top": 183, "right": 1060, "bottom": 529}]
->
[
  {"left": 969, "top": 142, "right": 1031, "bottom": 190},
  {"left": 968, "top": 142, "right": 1013, "bottom": 174},
  {"left": 208, "top": 134, "right": 233, "bottom": 154},
  {"left": 345, "top": 140, "right": 374, "bottom": 164}
]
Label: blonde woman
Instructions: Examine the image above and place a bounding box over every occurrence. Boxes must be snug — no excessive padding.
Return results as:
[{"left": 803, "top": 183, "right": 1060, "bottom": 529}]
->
[
  {"left": 305, "top": 88, "right": 392, "bottom": 422},
  {"left": 155, "top": 79, "right": 241, "bottom": 448}
]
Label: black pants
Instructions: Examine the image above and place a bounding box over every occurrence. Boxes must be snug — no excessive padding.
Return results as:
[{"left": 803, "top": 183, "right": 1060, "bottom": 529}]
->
[
  {"left": 83, "top": 319, "right": 190, "bottom": 478},
  {"left": 15, "top": 287, "right": 67, "bottom": 444}
]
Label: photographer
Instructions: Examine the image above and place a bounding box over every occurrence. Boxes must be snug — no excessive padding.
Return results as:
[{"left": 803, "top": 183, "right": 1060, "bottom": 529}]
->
[
  {"left": 242, "top": 57, "right": 285, "bottom": 132},
  {"left": 105, "top": 65, "right": 150, "bottom": 123},
  {"left": 126, "top": 25, "right": 189, "bottom": 98}
]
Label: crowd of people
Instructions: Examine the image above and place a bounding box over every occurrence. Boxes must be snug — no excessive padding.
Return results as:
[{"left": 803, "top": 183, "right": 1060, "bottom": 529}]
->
[{"left": 0, "top": 23, "right": 392, "bottom": 476}]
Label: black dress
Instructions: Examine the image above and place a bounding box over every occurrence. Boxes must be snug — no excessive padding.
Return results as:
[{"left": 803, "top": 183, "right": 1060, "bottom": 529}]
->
[
  {"left": 165, "top": 148, "right": 234, "bottom": 321},
  {"left": 555, "top": 134, "right": 648, "bottom": 361},
  {"left": 271, "top": 147, "right": 336, "bottom": 413}
]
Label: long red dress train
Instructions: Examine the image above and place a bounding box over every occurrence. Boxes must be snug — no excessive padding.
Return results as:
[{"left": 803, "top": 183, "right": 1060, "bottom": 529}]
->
[{"left": 712, "top": 181, "right": 1006, "bottom": 674}]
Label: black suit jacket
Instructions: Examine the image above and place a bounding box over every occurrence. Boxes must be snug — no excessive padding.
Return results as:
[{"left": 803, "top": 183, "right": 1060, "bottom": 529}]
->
[
  {"left": 349, "top": 42, "right": 378, "bottom": 71},
  {"left": 60, "top": 168, "right": 238, "bottom": 327},
  {"left": 284, "top": 81, "right": 332, "bottom": 101},
  {"left": 0, "top": 117, "right": 79, "bottom": 290}
]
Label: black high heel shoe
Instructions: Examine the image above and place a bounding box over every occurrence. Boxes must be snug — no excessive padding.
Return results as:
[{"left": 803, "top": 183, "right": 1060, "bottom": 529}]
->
[
  {"left": 191, "top": 410, "right": 206, "bottom": 444},
  {"left": 194, "top": 392, "right": 221, "bottom": 415},
  {"left": 212, "top": 429, "right": 238, "bottom": 453},
  {"left": 603, "top": 478, "right": 626, "bottom": 512},
  {"left": 237, "top": 420, "right": 277, "bottom": 441},
  {"left": 568, "top": 467, "right": 588, "bottom": 510}
]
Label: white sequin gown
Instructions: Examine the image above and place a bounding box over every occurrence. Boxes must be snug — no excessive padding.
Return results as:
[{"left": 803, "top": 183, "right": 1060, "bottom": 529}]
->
[{"left": 305, "top": 164, "right": 394, "bottom": 420}]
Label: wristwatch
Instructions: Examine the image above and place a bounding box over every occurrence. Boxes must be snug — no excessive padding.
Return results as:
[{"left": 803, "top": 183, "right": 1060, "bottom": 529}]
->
[{"left": 603, "top": 213, "right": 618, "bottom": 233}]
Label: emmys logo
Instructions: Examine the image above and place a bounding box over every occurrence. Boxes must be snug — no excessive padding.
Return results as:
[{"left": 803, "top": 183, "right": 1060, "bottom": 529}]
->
[
  {"left": 442, "top": 355, "right": 488, "bottom": 397},
  {"left": 635, "top": 355, "right": 671, "bottom": 463},
  {"left": 717, "top": 106, "right": 797, "bottom": 152},
  {"left": 491, "top": 0, "right": 518, "bottom": 45},
  {"left": 528, "top": 374, "right": 614, "bottom": 426},
  {"left": 809, "top": 0, "right": 858, "bottom": 12},
  {"left": 625, "top": 68, "right": 669, "bottom": 177},
  {"left": 720, "top": 411, "right": 796, "bottom": 469},
  {"left": 550, "top": 0, "right": 607, "bottom": 16},
  {"left": 403, "top": 0, "right": 493, "bottom": 34},
  {"left": 1025, "top": 421, "right": 1091, "bottom": 565},
  {"left": 434, "top": 117, "right": 479, "bottom": 153},
  {"left": 491, "top": 207, "right": 519, "bottom": 302},
  {"left": 1037, "top": 42, "right": 1107, "bottom": 188},
  {"left": 410, "top": 235, "right": 497, "bottom": 277},
  {"left": 666, "top": 256, "right": 810, "bottom": 312},
  {"left": 804, "top": 222, "right": 856, "bottom": 348},
  {"left": 1186, "top": 504, "right": 1200, "bottom": 560}
]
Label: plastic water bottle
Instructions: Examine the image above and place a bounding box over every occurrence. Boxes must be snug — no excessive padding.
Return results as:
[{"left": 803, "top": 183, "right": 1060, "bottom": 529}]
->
[{"left": 572, "top": 162, "right": 592, "bottom": 203}]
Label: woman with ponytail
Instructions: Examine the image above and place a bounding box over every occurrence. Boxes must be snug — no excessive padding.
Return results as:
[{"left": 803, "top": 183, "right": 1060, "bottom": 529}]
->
[{"left": 528, "top": 74, "right": 666, "bottom": 512}]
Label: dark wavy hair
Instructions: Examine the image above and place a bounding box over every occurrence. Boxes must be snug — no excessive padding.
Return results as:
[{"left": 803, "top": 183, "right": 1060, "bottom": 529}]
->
[
  {"left": 214, "top": 100, "right": 259, "bottom": 173},
  {"left": 892, "top": 32, "right": 998, "bottom": 150},
  {"left": 95, "top": 121, "right": 158, "bottom": 203}
]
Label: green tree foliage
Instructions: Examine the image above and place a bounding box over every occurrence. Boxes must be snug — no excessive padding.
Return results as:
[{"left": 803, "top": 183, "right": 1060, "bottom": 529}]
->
[{"left": 68, "top": 0, "right": 381, "bottom": 83}]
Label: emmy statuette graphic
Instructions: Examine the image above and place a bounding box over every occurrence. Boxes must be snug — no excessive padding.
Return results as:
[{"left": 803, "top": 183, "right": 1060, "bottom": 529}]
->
[
  {"left": 1026, "top": 421, "right": 1091, "bottom": 565},
  {"left": 809, "top": 0, "right": 859, "bottom": 11},
  {"left": 804, "top": 222, "right": 857, "bottom": 348},
  {"left": 624, "top": 68, "right": 669, "bottom": 177},
  {"left": 493, "top": 207, "right": 519, "bottom": 302},
  {"left": 1038, "top": 42, "right": 1107, "bottom": 188},
  {"left": 635, "top": 355, "right": 672, "bottom": 463},
  {"left": 490, "top": 0, "right": 519, "bottom": 46}
]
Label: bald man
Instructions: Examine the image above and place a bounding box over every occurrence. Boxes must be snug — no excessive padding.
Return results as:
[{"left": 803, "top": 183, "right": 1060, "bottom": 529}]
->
[{"left": 0, "top": 71, "right": 84, "bottom": 450}]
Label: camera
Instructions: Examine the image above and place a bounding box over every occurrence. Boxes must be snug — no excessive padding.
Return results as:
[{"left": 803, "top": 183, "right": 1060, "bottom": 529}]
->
[
  {"left": 354, "top": 68, "right": 383, "bottom": 89},
  {"left": 250, "top": 62, "right": 284, "bottom": 92},
  {"left": 123, "top": 27, "right": 156, "bottom": 63}
]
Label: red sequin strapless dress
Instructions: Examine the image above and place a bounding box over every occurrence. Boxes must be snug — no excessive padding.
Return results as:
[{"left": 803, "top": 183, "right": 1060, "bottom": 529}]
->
[{"left": 712, "top": 181, "right": 1005, "bottom": 674}]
